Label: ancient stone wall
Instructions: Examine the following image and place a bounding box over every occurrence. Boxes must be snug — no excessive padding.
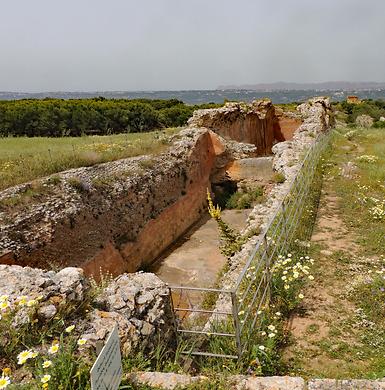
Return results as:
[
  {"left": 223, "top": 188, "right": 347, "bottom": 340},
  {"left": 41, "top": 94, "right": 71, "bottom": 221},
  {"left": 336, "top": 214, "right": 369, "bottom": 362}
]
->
[
  {"left": 1, "top": 100, "right": 290, "bottom": 278},
  {"left": 188, "top": 100, "right": 298, "bottom": 155},
  {"left": 0, "top": 129, "right": 222, "bottom": 277},
  {"left": 205, "top": 97, "right": 333, "bottom": 322}
]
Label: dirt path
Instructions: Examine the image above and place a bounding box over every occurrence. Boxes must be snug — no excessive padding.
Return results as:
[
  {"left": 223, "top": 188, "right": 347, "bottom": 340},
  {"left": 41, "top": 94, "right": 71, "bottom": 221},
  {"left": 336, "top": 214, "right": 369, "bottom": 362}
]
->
[
  {"left": 283, "top": 128, "right": 385, "bottom": 379},
  {"left": 284, "top": 182, "right": 361, "bottom": 377}
]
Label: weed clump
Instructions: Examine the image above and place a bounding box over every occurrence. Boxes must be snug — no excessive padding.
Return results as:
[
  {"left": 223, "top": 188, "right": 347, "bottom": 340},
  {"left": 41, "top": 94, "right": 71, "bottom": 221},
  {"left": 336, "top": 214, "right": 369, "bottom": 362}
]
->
[
  {"left": 273, "top": 172, "right": 285, "bottom": 184},
  {"left": 45, "top": 175, "right": 61, "bottom": 186},
  {"left": 207, "top": 190, "right": 245, "bottom": 259},
  {"left": 226, "top": 186, "right": 264, "bottom": 210},
  {"left": 67, "top": 177, "right": 89, "bottom": 193},
  {"left": 138, "top": 158, "right": 157, "bottom": 170}
]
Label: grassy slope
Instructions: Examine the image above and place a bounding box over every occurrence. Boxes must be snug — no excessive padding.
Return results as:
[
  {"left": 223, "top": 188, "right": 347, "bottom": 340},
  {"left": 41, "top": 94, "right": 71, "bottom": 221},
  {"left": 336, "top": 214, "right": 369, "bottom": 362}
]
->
[
  {"left": 284, "top": 126, "right": 385, "bottom": 379},
  {"left": 0, "top": 129, "right": 179, "bottom": 191}
]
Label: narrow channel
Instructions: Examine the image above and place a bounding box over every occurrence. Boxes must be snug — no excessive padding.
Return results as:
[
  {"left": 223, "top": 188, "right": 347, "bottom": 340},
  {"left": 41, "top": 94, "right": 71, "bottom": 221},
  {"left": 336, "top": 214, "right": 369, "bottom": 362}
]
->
[{"left": 148, "top": 155, "right": 275, "bottom": 310}]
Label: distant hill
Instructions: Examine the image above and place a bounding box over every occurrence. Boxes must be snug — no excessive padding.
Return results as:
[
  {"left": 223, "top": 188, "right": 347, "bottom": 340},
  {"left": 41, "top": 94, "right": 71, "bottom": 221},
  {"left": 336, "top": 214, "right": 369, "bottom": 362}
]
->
[{"left": 217, "top": 81, "right": 385, "bottom": 91}]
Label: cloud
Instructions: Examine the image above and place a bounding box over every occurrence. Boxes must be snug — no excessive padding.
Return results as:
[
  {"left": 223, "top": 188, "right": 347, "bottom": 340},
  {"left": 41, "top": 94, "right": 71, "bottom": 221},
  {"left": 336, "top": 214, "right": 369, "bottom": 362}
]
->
[{"left": 0, "top": 0, "right": 384, "bottom": 91}]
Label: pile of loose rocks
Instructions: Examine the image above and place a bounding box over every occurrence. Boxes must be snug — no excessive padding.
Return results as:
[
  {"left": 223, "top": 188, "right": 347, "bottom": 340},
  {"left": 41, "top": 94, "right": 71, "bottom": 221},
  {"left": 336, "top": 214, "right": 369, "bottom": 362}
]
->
[{"left": 0, "top": 265, "right": 174, "bottom": 355}]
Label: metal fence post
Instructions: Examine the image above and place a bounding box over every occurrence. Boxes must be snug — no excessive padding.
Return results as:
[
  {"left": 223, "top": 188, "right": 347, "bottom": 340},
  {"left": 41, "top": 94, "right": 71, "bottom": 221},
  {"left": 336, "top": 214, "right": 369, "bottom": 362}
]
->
[
  {"left": 168, "top": 287, "right": 179, "bottom": 347},
  {"left": 231, "top": 291, "right": 242, "bottom": 359}
]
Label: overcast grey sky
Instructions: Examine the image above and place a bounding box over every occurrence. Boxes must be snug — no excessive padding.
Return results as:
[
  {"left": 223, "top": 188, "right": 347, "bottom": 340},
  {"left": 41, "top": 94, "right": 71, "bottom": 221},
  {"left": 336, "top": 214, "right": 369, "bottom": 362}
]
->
[{"left": 1, "top": 0, "right": 384, "bottom": 91}]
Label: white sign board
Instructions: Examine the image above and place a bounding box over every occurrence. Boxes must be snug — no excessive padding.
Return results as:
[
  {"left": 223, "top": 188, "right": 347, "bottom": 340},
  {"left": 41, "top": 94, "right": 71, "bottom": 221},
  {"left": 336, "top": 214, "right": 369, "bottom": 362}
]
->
[{"left": 90, "top": 325, "right": 122, "bottom": 390}]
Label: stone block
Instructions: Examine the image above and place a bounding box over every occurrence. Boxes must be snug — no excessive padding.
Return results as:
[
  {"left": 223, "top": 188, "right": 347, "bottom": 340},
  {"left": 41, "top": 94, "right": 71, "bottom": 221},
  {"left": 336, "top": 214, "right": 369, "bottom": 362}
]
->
[
  {"left": 308, "top": 379, "right": 385, "bottom": 390},
  {"left": 231, "top": 375, "right": 305, "bottom": 390}
]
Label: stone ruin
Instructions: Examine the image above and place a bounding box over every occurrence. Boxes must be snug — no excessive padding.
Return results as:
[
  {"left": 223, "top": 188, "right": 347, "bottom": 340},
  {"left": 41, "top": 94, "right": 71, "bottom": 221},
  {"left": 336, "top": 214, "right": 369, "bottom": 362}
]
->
[
  {"left": 0, "top": 97, "right": 333, "bottom": 357},
  {"left": 0, "top": 99, "right": 302, "bottom": 276}
]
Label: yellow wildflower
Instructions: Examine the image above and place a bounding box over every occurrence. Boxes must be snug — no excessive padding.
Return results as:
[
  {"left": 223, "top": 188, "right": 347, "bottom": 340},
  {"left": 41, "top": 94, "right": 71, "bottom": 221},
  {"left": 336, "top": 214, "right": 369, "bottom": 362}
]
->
[
  {"left": 42, "top": 360, "right": 52, "bottom": 369},
  {"left": 17, "top": 350, "right": 33, "bottom": 365},
  {"left": 0, "top": 302, "right": 10, "bottom": 311},
  {"left": 77, "top": 338, "right": 87, "bottom": 346},
  {"left": 48, "top": 344, "right": 59, "bottom": 354},
  {"left": 26, "top": 299, "right": 37, "bottom": 307},
  {"left": 18, "top": 296, "right": 28, "bottom": 306},
  {"left": 0, "top": 375, "right": 11, "bottom": 389},
  {"left": 65, "top": 325, "right": 75, "bottom": 333},
  {"left": 1, "top": 369, "right": 10, "bottom": 377},
  {"left": 41, "top": 375, "right": 51, "bottom": 384}
]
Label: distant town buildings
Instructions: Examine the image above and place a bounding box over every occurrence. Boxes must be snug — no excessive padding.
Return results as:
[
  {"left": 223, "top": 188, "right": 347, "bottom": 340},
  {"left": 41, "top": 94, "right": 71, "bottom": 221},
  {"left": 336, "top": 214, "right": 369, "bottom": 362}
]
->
[{"left": 346, "top": 95, "right": 361, "bottom": 104}]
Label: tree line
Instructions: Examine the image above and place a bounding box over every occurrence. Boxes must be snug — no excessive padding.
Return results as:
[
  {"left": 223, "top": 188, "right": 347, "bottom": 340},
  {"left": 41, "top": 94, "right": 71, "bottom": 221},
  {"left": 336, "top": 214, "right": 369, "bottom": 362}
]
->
[{"left": 0, "top": 98, "right": 221, "bottom": 137}]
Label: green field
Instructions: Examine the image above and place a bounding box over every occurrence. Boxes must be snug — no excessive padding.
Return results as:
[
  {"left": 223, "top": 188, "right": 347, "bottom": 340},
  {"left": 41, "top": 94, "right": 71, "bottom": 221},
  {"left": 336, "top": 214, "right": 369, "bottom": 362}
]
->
[{"left": 0, "top": 128, "right": 179, "bottom": 191}]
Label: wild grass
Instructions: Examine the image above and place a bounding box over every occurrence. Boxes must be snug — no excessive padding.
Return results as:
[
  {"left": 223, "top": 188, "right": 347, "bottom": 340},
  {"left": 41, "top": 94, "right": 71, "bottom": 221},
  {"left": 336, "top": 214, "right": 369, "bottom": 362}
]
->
[
  {"left": 0, "top": 128, "right": 180, "bottom": 191},
  {"left": 325, "top": 127, "right": 385, "bottom": 255}
]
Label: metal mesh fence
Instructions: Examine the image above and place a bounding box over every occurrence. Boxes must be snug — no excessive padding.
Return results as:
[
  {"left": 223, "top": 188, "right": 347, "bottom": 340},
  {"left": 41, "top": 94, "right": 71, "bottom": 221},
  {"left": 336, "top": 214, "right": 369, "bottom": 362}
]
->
[{"left": 168, "top": 133, "right": 329, "bottom": 359}]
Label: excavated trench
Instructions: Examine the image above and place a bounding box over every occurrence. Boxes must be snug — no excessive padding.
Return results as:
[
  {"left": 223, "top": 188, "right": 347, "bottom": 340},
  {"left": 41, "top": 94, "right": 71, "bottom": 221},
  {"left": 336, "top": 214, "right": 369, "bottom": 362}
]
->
[
  {"left": 148, "top": 156, "right": 275, "bottom": 296},
  {"left": 0, "top": 101, "right": 301, "bottom": 291}
]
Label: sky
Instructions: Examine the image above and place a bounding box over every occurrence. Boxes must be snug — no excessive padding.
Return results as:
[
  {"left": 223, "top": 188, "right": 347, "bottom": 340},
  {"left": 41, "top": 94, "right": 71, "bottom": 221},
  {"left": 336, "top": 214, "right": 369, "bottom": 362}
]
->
[{"left": 1, "top": 0, "right": 385, "bottom": 92}]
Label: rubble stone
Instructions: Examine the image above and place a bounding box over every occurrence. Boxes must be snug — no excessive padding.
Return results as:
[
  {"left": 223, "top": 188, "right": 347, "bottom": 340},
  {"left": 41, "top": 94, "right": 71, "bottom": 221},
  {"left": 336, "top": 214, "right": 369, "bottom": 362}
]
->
[
  {"left": 355, "top": 114, "right": 374, "bottom": 128},
  {"left": 0, "top": 265, "right": 174, "bottom": 356}
]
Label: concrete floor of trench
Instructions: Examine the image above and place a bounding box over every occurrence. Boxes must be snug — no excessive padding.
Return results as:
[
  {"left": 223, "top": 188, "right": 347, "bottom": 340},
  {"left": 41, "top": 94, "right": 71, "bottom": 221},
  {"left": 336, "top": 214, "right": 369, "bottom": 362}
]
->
[
  {"left": 148, "top": 209, "right": 250, "bottom": 307},
  {"left": 147, "top": 156, "right": 275, "bottom": 309}
]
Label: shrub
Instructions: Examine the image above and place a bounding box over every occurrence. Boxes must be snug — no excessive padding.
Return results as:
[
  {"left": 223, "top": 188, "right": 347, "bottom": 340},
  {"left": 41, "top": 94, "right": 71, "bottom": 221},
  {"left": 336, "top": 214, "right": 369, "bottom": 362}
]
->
[
  {"left": 373, "top": 120, "right": 385, "bottom": 128},
  {"left": 0, "top": 98, "right": 223, "bottom": 137}
]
